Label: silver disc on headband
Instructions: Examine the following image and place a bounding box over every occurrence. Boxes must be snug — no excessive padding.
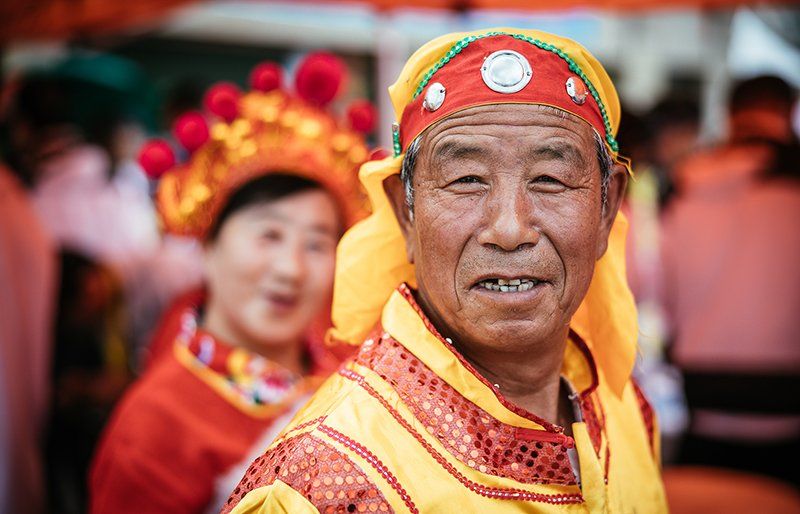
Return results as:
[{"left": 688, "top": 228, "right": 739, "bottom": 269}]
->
[
  {"left": 481, "top": 50, "right": 533, "bottom": 94},
  {"left": 423, "top": 82, "right": 447, "bottom": 112},
  {"left": 565, "top": 76, "right": 588, "bottom": 105}
]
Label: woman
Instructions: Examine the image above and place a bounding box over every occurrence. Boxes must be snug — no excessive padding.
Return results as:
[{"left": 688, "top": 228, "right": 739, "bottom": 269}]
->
[{"left": 89, "top": 54, "right": 372, "bottom": 514}]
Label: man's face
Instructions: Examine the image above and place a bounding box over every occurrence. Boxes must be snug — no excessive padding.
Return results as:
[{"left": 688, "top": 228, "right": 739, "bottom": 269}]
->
[{"left": 386, "top": 104, "right": 626, "bottom": 354}]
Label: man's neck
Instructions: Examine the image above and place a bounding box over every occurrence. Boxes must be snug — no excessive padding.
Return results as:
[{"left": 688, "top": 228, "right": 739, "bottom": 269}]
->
[
  {"left": 453, "top": 337, "right": 568, "bottom": 425},
  {"left": 411, "top": 287, "right": 572, "bottom": 426}
]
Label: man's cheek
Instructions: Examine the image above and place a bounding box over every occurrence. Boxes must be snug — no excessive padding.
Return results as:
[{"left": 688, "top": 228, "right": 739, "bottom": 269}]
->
[
  {"left": 420, "top": 208, "right": 471, "bottom": 243},
  {"left": 563, "top": 245, "right": 596, "bottom": 302}
]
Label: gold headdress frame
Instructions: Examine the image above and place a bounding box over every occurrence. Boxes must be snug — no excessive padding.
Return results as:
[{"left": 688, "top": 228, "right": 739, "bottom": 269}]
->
[{"left": 139, "top": 55, "right": 375, "bottom": 240}]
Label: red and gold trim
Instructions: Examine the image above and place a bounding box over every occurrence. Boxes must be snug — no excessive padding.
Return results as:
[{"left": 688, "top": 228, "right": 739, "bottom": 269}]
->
[
  {"left": 340, "top": 368, "right": 583, "bottom": 505},
  {"left": 632, "top": 380, "right": 657, "bottom": 457},
  {"left": 353, "top": 334, "right": 578, "bottom": 486}
]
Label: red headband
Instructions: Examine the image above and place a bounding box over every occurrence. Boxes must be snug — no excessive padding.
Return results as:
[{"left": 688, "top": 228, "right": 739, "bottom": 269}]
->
[{"left": 397, "top": 34, "right": 608, "bottom": 153}]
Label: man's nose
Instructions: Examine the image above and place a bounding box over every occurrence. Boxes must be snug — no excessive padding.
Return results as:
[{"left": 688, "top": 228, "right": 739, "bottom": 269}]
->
[{"left": 476, "top": 187, "right": 540, "bottom": 252}]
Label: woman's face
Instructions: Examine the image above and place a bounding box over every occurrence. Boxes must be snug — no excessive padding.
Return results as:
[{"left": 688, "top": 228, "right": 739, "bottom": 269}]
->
[{"left": 204, "top": 188, "right": 340, "bottom": 350}]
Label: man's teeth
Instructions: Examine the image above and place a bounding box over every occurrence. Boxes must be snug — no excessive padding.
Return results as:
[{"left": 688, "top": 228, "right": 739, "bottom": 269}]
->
[{"left": 478, "top": 278, "right": 539, "bottom": 292}]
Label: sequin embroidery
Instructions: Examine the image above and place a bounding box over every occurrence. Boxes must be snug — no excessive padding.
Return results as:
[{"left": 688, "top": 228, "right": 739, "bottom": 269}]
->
[
  {"left": 222, "top": 433, "right": 395, "bottom": 514},
  {"left": 339, "top": 368, "right": 583, "bottom": 505},
  {"left": 355, "top": 334, "right": 578, "bottom": 485}
]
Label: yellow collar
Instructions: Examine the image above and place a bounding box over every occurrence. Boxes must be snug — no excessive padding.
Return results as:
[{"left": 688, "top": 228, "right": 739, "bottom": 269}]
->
[{"left": 381, "top": 285, "right": 601, "bottom": 432}]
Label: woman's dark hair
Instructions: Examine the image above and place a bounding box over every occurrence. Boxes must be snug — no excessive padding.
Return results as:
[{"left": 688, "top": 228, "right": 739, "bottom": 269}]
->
[{"left": 207, "top": 173, "right": 327, "bottom": 241}]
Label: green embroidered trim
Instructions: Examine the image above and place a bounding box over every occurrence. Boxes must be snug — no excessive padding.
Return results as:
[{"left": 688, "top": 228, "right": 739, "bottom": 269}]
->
[
  {"left": 392, "top": 122, "right": 401, "bottom": 157},
  {"left": 396, "top": 31, "right": 619, "bottom": 157},
  {"left": 412, "top": 31, "right": 504, "bottom": 99}
]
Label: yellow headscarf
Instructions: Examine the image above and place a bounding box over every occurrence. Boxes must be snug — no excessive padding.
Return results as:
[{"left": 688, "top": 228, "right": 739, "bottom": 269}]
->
[{"left": 329, "top": 28, "right": 637, "bottom": 397}]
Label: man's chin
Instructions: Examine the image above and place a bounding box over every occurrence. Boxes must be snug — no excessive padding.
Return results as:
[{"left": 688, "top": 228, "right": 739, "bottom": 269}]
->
[{"left": 447, "top": 312, "right": 551, "bottom": 348}]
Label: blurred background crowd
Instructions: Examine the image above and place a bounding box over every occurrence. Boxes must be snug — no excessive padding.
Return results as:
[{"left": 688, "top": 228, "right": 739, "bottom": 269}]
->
[{"left": 1, "top": 1, "right": 799, "bottom": 513}]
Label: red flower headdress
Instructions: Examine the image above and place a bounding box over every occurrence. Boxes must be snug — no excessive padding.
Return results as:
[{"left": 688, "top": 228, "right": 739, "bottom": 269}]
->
[{"left": 138, "top": 52, "right": 377, "bottom": 239}]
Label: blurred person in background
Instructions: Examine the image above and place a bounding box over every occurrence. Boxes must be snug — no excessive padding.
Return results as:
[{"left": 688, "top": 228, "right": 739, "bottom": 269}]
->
[
  {"left": 618, "top": 109, "right": 690, "bottom": 464},
  {"left": 0, "top": 160, "right": 56, "bottom": 514},
  {"left": 647, "top": 98, "right": 701, "bottom": 209},
  {"left": 88, "top": 109, "right": 208, "bottom": 364},
  {"left": 3, "top": 75, "right": 161, "bottom": 281},
  {"left": 5, "top": 68, "right": 206, "bottom": 367},
  {"left": 46, "top": 251, "right": 129, "bottom": 514},
  {"left": 661, "top": 75, "right": 800, "bottom": 486},
  {"left": 128, "top": 79, "right": 209, "bottom": 357},
  {"left": 1, "top": 74, "right": 162, "bottom": 513},
  {"left": 88, "top": 111, "right": 151, "bottom": 202},
  {"left": 619, "top": 109, "right": 658, "bottom": 303},
  {"left": 89, "top": 54, "right": 375, "bottom": 514}
]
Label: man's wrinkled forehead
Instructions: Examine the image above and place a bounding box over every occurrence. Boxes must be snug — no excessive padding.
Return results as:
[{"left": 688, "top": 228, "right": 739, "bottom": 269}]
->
[{"left": 419, "top": 104, "right": 596, "bottom": 168}]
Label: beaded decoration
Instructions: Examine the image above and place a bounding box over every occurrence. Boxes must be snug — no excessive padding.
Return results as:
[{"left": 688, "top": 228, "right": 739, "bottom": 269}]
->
[{"left": 173, "top": 308, "right": 303, "bottom": 416}]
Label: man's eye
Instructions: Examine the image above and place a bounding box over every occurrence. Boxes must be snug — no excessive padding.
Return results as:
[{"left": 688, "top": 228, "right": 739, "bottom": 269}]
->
[
  {"left": 533, "top": 175, "right": 563, "bottom": 185},
  {"left": 453, "top": 176, "right": 481, "bottom": 185}
]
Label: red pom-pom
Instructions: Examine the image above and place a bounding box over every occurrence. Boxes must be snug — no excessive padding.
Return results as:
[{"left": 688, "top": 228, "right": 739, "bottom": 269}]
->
[
  {"left": 203, "top": 82, "right": 241, "bottom": 122},
  {"left": 138, "top": 139, "right": 175, "bottom": 179},
  {"left": 294, "top": 52, "right": 346, "bottom": 107},
  {"left": 250, "top": 62, "right": 283, "bottom": 92},
  {"left": 347, "top": 99, "right": 377, "bottom": 134},
  {"left": 369, "top": 148, "right": 391, "bottom": 161},
  {"left": 172, "top": 111, "right": 209, "bottom": 152}
]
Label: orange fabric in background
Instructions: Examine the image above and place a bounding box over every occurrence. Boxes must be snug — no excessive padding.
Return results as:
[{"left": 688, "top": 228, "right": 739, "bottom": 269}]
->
[
  {"left": 2, "top": 0, "right": 797, "bottom": 44},
  {"left": 304, "top": 0, "right": 799, "bottom": 12},
  {"left": 0, "top": 0, "right": 194, "bottom": 42}
]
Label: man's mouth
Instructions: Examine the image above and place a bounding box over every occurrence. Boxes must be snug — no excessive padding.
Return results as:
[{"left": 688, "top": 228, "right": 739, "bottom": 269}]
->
[{"left": 475, "top": 278, "right": 541, "bottom": 293}]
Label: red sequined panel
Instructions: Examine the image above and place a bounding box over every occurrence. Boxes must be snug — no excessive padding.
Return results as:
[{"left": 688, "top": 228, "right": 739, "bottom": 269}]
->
[
  {"left": 631, "top": 380, "right": 656, "bottom": 456},
  {"left": 222, "top": 434, "right": 394, "bottom": 514},
  {"left": 355, "top": 334, "right": 577, "bottom": 486},
  {"left": 339, "top": 368, "right": 583, "bottom": 505}
]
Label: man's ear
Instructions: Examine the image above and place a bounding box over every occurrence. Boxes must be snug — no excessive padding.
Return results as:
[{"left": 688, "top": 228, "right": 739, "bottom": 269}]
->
[
  {"left": 596, "top": 162, "right": 628, "bottom": 259},
  {"left": 383, "top": 174, "right": 416, "bottom": 263}
]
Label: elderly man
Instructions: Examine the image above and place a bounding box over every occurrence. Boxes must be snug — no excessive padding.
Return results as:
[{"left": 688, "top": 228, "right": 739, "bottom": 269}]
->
[{"left": 223, "top": 28, "right": 667, "bottom": 513}]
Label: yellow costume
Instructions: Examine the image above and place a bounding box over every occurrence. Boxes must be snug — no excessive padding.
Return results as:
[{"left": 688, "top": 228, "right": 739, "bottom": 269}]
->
[{"left": 223, "top": 28, "right": 668, "bottom": 514}]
